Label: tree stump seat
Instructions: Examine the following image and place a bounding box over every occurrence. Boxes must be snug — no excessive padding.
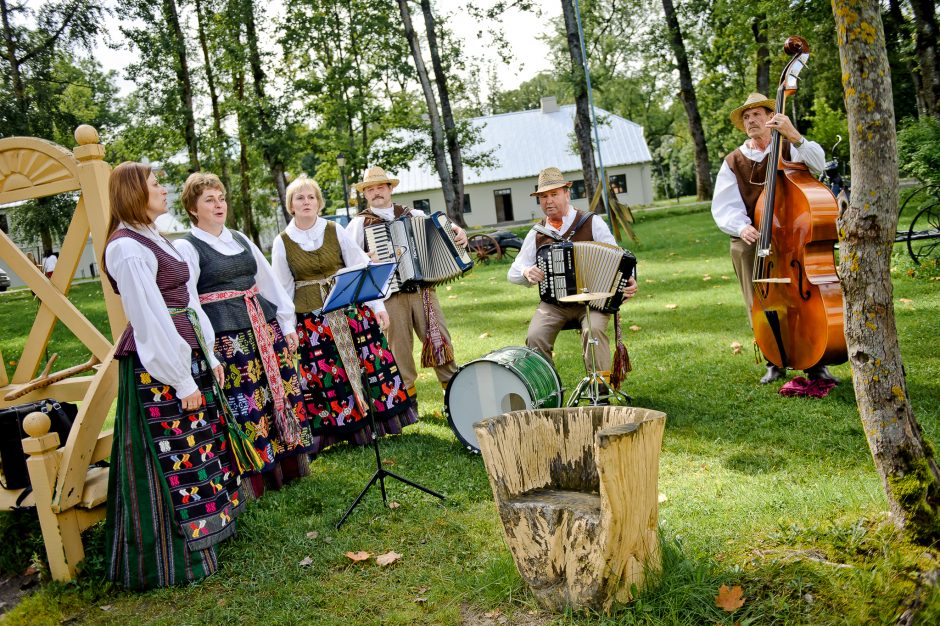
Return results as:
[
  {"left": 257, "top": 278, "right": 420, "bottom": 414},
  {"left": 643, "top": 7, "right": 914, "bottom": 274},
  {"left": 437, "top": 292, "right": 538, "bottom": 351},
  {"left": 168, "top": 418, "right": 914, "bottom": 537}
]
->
[{"left": 474, "top": 406, "right": 666, "bottom": 613}]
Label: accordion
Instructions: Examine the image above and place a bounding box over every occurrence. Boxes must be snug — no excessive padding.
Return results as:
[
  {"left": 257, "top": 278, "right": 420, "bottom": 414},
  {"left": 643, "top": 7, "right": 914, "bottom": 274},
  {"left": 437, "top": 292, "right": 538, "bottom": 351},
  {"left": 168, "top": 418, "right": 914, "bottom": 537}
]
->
[
  {"left": 536, "top": 241, "right": 637, "bottom": 313},
  {"left": 364, "top": 211, "right": 473, "bottom": 293}
]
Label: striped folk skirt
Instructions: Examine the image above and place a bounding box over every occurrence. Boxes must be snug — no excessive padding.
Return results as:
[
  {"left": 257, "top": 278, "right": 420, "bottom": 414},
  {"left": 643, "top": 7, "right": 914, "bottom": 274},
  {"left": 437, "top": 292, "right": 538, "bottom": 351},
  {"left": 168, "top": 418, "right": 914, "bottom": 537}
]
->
[
  {"left": 105, "top": 352, "right": 248, "bottom": 590},
  {"left": 295, "top": 305, "right": 417, "bottom": 453},
  {"left": 215, "top": 321, "right": 314, "bottom": 473}
]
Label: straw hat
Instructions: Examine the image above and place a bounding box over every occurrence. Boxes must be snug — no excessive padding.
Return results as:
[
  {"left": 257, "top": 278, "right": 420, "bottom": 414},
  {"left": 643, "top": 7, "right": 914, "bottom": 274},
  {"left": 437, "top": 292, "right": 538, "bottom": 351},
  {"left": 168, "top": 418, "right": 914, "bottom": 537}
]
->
[
  {"left": 530, "top": 167, "right": 573, "bottom": 196},
  {"left": 354, "top": 166, "right": 399, "bottom": 193},
  {"left": 729, "top": 93, "right": 776, "bottom": 133}
]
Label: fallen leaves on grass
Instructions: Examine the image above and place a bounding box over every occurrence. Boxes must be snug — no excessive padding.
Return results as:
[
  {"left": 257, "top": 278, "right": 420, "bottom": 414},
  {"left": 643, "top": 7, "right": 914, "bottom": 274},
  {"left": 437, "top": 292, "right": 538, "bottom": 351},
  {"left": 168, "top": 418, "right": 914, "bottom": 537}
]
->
[
  {"left": 447, "top": 295, "right": 458, "bottom": 299},
  {"left": 388, "top": 501, "right": 401, "bottom": 509},
  {"left": 899, "top": 298, "right": 913, "bottom": 304},
  {"left": 629, "top": 324, "right": 641, "bottom": 331},
  {"left": 382, "top": 458, "right": 396, "bottom": 466},
  {"left": 99, "top": 605, "right": 112, "bottom": 612},
  {"left": 306, "top": 531, "right": 319, "bottom": 539},
  {"left": 715, "top": 584, "right": 745, "bottom": 611},
  {"left": 730, "top": 341, "right": 743, "bottom": 355},
  {"left": 665, "top": 303, "right": 678, "bottom": 310},
  {"left": 478, "top": 332, "right": 491, "bottom": 338},
  {"left": 299, "top": 556, "right": 314, "bottom": 567},
  {"left": 376, "top": 551, "right": 402, "bottom": 566},
  {"left": 703, "top": 274, "right": 712, "bottom": 281},
  {"left": 345, "top": 551, "right": 371, "bottom": 562}
]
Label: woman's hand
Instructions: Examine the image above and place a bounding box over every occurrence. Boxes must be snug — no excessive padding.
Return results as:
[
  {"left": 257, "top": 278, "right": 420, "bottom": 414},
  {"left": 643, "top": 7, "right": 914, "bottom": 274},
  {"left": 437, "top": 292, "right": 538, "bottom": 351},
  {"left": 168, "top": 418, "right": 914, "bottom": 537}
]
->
[
  {"left": 285, "top": 332, "right": 299, "bottom": 353},
  {"left": 213, "top": 364, "right": 224, "bottom": 386},
  {"left": 181, "top": 390, "right": 203, "bottom": 412},
  {"left": 375, "top": 310, "right": 390, "bottom": 331}
]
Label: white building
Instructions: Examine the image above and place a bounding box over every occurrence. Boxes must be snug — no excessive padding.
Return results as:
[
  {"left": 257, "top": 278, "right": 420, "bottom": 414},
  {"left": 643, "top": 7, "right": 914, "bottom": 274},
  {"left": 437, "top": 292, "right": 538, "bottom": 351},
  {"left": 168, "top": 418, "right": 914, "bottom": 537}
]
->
[{"left": 391, "top": 97, "right": 654, "bottom": 227}]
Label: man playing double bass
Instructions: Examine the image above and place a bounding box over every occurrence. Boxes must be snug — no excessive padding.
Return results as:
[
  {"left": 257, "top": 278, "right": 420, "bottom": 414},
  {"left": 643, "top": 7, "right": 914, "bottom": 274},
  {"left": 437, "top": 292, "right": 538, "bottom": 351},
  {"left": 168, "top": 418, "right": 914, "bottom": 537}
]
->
[{"left": 712, "top": 92, "right": 837, "bottom": 384}]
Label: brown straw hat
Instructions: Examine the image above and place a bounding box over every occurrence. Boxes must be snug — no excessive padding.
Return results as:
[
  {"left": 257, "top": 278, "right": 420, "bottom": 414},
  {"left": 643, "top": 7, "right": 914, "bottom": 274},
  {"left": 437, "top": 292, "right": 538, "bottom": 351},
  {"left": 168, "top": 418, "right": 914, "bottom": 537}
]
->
[
  {"left": 354, "top": 166, "right": 400, "bottom": 193},
  {"left": 729, "top": 93, "right": 776, "bottom": 133},
  {"left": 530, "top": 167, "right": 573, "bottom": 196}
]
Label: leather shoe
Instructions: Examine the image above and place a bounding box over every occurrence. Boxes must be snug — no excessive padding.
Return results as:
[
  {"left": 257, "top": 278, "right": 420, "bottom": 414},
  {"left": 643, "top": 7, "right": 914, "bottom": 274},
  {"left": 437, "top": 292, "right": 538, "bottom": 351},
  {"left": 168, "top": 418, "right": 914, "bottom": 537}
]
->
[
  {"left": 760, "top": 364, "right": 786, "bottom": 384},
  {"left": 805, "top": 365, "right": 839, "bottom": 384}
]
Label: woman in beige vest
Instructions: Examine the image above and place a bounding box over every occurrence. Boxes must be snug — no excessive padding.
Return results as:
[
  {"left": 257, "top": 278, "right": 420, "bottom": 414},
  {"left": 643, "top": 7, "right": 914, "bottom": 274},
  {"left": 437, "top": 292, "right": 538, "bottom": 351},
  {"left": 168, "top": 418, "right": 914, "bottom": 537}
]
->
[{"left": 271, "top": 176, "right": 417, "bottom": 454}]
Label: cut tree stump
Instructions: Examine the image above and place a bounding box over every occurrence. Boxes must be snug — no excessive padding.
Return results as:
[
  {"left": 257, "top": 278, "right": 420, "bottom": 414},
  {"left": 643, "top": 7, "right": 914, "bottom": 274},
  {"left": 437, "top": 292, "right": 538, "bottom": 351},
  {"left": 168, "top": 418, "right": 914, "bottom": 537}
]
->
[{"left": 474, "top": 406, "right": 666, "bottom": 613}]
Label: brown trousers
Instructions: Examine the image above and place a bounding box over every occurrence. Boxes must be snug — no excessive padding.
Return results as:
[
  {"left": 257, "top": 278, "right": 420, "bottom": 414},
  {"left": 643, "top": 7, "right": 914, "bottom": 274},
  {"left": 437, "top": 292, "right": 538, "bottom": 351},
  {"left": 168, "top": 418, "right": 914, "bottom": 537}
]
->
[
  {"left": 384, "top": 289, "right": 458, "bottom": 395},
  {"left": 525, "top": 301, "right": 612, "bottom": 373},
  {"left": 730, "top": 236, "right": 757, "bottom": 327}
]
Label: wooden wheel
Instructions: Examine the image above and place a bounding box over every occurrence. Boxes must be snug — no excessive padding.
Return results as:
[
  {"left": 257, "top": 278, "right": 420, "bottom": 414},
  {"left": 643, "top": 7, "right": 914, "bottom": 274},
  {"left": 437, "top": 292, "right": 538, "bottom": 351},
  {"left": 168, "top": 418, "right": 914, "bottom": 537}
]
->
[
  {"left": 907, "top": 202, "right": 940, "bottom": 265},
  {"left": 468, "top": 234, "right": 500, "bottom": 264}
]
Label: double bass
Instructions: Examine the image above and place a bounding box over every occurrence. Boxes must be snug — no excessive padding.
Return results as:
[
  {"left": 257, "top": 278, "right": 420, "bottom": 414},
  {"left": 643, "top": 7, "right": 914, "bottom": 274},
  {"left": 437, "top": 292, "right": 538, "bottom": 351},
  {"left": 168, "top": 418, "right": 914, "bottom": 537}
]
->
[{"left": 751, "top": 36, "right": 847, "bottom": 371}]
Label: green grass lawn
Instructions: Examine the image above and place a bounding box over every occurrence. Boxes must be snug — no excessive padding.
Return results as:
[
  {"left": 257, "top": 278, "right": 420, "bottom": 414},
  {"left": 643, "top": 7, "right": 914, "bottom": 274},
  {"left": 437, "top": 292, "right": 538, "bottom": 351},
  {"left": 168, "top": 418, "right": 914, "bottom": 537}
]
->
[{"left": 2, "top": 203, "right": 939, "bottom": 625}]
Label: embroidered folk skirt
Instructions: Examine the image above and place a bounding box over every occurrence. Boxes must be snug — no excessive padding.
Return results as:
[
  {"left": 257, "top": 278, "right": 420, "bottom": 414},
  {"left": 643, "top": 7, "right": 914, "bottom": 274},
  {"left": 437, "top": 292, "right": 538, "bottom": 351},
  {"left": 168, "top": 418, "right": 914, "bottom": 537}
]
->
[
  {"left": 105, "top": 352, "right": 248, "bottom": 590},
  {"left": 215, "top": 322, "right": 314, "bottom": 472},
  {"left": 295, "top": 304, "right": 417, "bottom": 453}
]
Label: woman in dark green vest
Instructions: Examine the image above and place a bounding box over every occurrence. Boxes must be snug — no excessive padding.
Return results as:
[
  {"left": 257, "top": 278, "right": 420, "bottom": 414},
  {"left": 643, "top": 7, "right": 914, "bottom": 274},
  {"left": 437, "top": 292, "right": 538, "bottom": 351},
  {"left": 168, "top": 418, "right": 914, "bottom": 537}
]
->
[
  {"left": 175, "top": 172, "right": 314, "bottom": 497},
  {"left": 271, "top": 176, "right": 417, "bottom": 453}
]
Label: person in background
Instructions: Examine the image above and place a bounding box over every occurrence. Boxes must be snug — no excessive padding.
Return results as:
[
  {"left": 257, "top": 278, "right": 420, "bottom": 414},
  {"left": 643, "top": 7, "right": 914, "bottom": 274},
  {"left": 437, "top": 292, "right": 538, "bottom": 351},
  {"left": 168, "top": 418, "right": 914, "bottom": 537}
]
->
[
  {"left": 42, "top": 250, "right": 57, "bottom": 278},
  {"left": 175, "top": 172, "right": 313, "bottom": 497},
  {"left": 271, "top": 175, "right": 417, "bottom": 453},
  {"left": 102, "top": 162, "right": 249, "bottom": 590}
]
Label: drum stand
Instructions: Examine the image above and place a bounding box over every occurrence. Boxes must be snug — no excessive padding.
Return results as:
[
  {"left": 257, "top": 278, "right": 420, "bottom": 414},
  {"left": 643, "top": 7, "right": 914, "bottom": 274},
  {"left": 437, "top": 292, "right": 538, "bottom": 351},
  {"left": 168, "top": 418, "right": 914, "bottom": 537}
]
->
[{"left": 566, "top": 300, "right": 632, "bottom": 407}]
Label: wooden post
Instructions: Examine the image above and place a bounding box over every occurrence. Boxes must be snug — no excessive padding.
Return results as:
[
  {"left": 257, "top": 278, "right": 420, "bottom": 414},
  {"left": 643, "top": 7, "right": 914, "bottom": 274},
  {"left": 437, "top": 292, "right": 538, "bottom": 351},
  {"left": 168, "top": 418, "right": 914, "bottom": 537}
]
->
[
  {"left": 474, "top": 406, "right": 666, "bottom": 613},
  {"left": 22, "top": 412, "right": 85, "bottom": 581}
]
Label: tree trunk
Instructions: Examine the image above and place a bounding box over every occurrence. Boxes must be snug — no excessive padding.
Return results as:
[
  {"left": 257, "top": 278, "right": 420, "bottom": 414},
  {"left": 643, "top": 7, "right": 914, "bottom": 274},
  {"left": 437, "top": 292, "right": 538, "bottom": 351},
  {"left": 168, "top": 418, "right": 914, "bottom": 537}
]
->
[
  {"left": 194, "top": 0, "right": 233, "bottom": 222},
  {"left": 0, "top": 0, "right": 28, "bottom": 135},
  {"left": 163, "top": 0, "right": 201, "bottom": 173},
  {"left": 397, "top": 0, "right": 457, "bottom": 218},
  {"left": 832, "top": 0, "right": 940, "bottom": 544},
  {"left": 561, "top": 0, "right": 599, "bottom": 207},
  {"left": 909, "top": 0, "right": 940, "bottom": 118},
  {"left": 420, "top": 0, "right": 467, "bottom": 228},
  {"left": 233, "top": 67, "right": 258, "bottom": 246},
  {"left": 752, "top": 12, "right": 770, "bottom": 96},
  {"left": 242, "top": 0, "right": 290, "bottom": 225},
  {"left": 661, "top": 0, "right": 712, "bottom": 200}
]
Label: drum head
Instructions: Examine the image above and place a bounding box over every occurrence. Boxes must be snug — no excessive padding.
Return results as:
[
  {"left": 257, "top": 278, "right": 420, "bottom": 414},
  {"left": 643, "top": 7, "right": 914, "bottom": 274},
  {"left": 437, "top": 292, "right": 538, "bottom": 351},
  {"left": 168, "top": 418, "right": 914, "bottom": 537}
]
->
[{"left": 445, "top": 360, "right": 534, "bottom": 453}]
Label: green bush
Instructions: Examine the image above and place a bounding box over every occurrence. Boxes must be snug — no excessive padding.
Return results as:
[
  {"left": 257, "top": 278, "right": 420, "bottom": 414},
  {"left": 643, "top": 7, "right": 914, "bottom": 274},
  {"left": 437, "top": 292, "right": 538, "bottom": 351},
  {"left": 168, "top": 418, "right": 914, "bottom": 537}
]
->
[{"left": 897, "top": 116, "right": 940, "bottom": 186}]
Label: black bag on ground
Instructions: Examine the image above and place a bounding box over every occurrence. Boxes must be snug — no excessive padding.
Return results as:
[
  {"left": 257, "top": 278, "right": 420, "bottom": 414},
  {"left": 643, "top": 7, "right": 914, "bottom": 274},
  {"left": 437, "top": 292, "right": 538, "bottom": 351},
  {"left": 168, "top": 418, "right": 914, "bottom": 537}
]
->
[{"left": 0, "top": 400, "right": 77, "bottom": 490}]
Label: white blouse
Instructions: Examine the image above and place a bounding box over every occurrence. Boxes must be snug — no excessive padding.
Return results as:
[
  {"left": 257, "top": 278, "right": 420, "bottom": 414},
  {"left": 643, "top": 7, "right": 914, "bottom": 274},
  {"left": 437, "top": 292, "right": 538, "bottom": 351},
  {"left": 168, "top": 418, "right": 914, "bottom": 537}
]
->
[
  {"left": 175, "top": 226, "right": 297, "bottom": 339},
  {"left": 271, "top": 217, "right": 386, "bottom": 314},
  {"left": 106, "top": 222, "right": 220, "bottom": 399}
]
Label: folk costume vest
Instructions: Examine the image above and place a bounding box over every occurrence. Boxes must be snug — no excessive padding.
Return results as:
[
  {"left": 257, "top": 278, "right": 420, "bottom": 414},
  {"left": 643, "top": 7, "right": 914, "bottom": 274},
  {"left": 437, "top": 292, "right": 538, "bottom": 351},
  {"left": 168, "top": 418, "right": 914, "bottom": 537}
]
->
[
  {"left": 534, "top": 208, "right": 595, "bottom": 248},
  {"left": 184, "top": 231, "right": 278, "bottom": 333},
  {"left": 724, "top": 139, "right": 791, "bottom": 224},
  {"left": 104, "top": 228, "right": 200, "bottom": 356},
  {"left": 281, "top": 221, "right": 343, "bottom": 313}
]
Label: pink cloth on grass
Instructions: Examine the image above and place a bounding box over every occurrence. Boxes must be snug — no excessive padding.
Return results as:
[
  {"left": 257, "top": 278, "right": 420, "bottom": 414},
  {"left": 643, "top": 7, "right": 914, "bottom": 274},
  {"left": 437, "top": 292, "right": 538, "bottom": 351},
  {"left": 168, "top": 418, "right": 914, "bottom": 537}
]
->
[{"left": 779, "top": 376, "right": 837, "bottom": 398}]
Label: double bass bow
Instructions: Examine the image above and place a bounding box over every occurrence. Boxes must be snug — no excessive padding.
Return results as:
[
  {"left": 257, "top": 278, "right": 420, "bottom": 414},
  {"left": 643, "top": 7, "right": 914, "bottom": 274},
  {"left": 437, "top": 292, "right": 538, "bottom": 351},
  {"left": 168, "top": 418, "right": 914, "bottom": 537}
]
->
[{"left": 751, "top": 36, "right": 847, "bottom": 372}]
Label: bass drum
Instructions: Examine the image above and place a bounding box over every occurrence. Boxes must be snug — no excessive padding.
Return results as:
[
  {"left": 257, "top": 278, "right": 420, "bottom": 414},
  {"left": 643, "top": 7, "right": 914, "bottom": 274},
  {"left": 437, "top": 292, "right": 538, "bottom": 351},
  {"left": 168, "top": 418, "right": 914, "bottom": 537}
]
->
[{"left": 444, "top": 346, "right": 563, "bottom": 453}]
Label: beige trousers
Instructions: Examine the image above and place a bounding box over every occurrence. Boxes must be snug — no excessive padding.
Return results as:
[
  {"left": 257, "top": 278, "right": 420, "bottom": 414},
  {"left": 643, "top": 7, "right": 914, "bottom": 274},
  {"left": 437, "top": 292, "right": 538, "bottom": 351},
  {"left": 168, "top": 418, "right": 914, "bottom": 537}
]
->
[
  {"left": 384, "top": 289, "right": 458, "bottom": 395},
  {"left": 525, "top": 301, "right": 612, "bottom": 373}
]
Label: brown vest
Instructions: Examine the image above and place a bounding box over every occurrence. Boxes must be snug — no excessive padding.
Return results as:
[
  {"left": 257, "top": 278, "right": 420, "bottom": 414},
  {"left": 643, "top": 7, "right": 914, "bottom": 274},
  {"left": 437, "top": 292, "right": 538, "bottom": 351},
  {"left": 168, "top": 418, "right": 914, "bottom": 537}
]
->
[
  {"left": 281, "top": 221, "right": 343, "bottom": 313},
  {"left": 534, "top": 209, "right": 595, "bottom": 249},
  {"left": 724, "top": 139, "right": 796, "bottom": 223}
]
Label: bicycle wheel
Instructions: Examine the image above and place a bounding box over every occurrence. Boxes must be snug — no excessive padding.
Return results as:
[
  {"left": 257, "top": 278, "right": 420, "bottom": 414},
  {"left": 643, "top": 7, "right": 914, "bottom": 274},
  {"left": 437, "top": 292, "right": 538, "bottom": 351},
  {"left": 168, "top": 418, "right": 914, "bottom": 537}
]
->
[{"left": 907, "top": 201, "right": 940, "bottom": 265}]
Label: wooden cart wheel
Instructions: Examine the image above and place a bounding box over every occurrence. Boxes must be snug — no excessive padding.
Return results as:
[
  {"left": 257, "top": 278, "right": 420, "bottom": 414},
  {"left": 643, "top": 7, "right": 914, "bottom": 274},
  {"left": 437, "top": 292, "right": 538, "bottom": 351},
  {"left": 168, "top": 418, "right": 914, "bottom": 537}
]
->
[
  {"left": 907, "top": 201, "right": 940, "bottom": 265},
  {"left": 468, "top": 234, "right": 500, "bottom": 264}
]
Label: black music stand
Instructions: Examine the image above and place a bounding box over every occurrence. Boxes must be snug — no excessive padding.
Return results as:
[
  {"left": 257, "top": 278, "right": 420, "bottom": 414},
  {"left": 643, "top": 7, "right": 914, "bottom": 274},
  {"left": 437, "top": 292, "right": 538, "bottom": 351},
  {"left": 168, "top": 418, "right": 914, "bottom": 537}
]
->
[{"left": 320, "top": 262, "right": 446, "bottom": 529}]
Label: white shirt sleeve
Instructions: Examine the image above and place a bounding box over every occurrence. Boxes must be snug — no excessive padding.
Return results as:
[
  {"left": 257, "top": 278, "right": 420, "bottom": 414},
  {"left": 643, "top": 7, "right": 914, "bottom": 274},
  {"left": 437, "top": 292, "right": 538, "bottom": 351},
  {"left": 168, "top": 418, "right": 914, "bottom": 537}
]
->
[
  {"left": 508, "top": 229, "right": 539, "bottom": 287},
  {"left": 711, "top": 160, "right": 753, "bottom": 237},
  {"left": 591, "top": 216, "right": 618, "bottom": 246},
  {"left": 345, "top": 217, "right": 366, "bottom": 250},
  {"left": 270, "top": 234, "right": 295, "bottom": 303},
  {"left": 245, "top": 236, "right": 297, "bottom": 336},
  {"left": 107, "top": 239, "right": 200, "bottom": 398},
  {"left": 790, "top": 139, "right": 826, "bottom": 175}
]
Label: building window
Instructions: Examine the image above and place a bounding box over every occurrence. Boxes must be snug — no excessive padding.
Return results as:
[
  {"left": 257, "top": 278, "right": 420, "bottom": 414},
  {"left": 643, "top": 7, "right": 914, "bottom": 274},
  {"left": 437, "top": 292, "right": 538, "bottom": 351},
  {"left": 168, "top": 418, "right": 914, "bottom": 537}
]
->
[
  {"left": 534, "top": 185, "right": 540, "bottom": 205},
  {"left": 608, "top": 174, "right": 627, "bottom": 195},
  {"left": 413, "top": 199, "right": 430, "bottom": 212},
  {"left": 0, "top": 213, "right": 7, "bottom": 234},
  {"left": 463, "top": 193, "right": 471, "bottom": 213},
  {"left": 570, "top": 179, "right": 586, "bottom": 200}
]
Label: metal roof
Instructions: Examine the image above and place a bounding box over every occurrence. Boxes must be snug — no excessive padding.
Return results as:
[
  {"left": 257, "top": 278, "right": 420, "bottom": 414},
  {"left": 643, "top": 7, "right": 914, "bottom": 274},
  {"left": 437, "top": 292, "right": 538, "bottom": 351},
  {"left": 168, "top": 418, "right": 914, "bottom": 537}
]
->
[{"left": 394, "top": 104, "right": 652, "bottom": 194}]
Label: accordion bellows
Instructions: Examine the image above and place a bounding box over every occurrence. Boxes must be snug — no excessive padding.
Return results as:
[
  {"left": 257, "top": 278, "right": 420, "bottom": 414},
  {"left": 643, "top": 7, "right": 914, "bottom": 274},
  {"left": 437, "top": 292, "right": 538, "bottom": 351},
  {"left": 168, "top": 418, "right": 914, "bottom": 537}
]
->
[
  {"left": 536, "top": 241, "right": 637, "bottom": 313},
  {"left": 365, "top": 212, "right": 473, "bottom": 294}
]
